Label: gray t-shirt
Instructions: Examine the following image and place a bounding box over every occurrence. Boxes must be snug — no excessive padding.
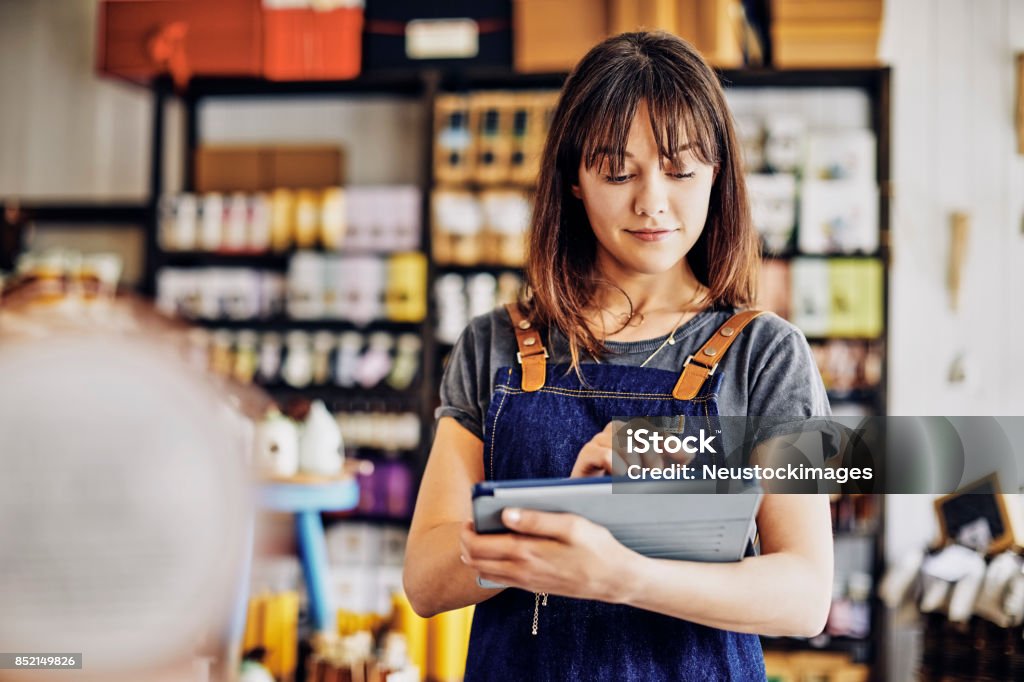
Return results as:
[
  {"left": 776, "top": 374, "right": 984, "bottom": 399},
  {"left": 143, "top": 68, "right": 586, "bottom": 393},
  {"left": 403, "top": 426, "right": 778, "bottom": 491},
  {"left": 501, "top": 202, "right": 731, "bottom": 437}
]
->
[{"left": 436, "top": 306, "right": 831, "bottom": 442}]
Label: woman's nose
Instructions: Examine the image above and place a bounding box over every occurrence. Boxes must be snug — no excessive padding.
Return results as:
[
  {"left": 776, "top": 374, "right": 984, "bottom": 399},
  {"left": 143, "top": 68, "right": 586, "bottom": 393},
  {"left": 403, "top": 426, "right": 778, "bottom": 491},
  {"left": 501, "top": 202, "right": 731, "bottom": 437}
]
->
[{"left": 633, "top": 176, "right": 669, "bottom": 217}]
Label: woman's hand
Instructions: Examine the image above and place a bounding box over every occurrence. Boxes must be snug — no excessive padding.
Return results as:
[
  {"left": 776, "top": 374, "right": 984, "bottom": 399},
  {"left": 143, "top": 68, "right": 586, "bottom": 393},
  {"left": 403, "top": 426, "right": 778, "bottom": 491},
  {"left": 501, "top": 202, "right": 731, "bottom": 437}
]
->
[
  {"left": 458, "top": 508, "right": 639, "bottom": 603},
  {"left": 571, "top": 420, "right": 677, "bottom": 478},
  {"left": 570, "top": 421, "right": 616, "bottom": 477}
]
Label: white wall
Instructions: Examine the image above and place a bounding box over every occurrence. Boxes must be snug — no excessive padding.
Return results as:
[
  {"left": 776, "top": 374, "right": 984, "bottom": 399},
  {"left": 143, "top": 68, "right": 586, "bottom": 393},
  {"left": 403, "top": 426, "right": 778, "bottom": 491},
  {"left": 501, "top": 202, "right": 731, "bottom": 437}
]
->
[
  {"left": 0, "top": 0, "right": 151, "bottom": 200},
  {"left": 881, "top": 0, "right": 1024, "bottom": 417},
  {"left": 876, "top": 0, "right": 1024, "bottom": 577},
  {"left": 877, "top": 3, "right": 1024, "bottom": 677}
]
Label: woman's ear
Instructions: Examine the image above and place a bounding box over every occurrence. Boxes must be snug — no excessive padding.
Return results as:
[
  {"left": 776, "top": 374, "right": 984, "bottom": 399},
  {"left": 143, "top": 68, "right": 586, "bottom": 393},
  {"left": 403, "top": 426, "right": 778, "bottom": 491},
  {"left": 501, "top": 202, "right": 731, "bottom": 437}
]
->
[{"left": 571, "top": 183, "right": 582, "bottom": 199}]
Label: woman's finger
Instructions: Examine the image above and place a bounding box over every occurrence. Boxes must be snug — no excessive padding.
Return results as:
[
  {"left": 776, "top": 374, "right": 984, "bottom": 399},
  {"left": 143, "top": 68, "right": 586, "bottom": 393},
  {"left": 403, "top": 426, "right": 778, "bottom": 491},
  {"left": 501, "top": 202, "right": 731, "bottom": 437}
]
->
[
  {"left": 570, "top": 444, "right": 613, "bottom": 477},
  {"left": 592, "top": 421, "right": 616, "bottom": 448},
  {"left": 463, "top": 530, "right": 535, "bottom": 561}
]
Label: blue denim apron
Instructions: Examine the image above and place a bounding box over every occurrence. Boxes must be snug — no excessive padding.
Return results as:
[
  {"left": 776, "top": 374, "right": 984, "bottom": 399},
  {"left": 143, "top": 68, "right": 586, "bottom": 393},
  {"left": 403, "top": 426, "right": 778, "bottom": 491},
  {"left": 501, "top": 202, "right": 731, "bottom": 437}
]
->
[{"left": 464, "top": 314, "right": 767, "bottom": 682}]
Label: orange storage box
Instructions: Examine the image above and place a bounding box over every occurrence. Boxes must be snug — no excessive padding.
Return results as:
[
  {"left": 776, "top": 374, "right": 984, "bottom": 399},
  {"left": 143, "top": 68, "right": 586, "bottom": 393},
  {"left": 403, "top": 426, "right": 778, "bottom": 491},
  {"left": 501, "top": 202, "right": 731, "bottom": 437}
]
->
[
  {"left": 263, "top": 3, "right": 363, "bottom": 80},
  {"left": 98, "top": 0, "right": 263, "bottom": 87}
]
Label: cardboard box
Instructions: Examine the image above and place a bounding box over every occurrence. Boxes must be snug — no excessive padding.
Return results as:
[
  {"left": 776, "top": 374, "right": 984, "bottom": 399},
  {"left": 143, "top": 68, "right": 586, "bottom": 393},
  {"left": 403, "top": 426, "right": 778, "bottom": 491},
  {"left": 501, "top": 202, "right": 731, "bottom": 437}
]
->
[
  {"left": 194, "top": 145, "right": 344, "bottom": 193},
  {"left": 772, "top": 0, "right": 883, "bottom": 23},
  {"left": 513, "top": 0, "right": 609, "bottom": 73},
  {"left": 608, "top": 0, "right": 744, "bottom": 67},
  {"left": 98, "top": 0, "right": 262, "bottom": 86},
  {"left": 263, "top": 4, "right": 363, "bottom": 80},
  {"left": 268, "top": 146, "right": 344, "bottom": 189},
  {"left": 772, "top": 22, "right": 881, "bottom": 68},
  {"left": 680, "top": 0, "right": 745, "bottom": 67},
  {"left": 363, "top": 0, "right": 512, "bottom": 71}
]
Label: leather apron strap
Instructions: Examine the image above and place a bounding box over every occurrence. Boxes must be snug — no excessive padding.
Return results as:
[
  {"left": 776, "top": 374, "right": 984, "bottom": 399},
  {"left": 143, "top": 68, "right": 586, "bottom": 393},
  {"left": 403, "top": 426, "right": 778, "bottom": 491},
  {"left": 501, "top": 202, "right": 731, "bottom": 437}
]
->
[
  {"left": 672, "top": 310, "right": 766, "bottom": 400},
  {"left": 505, "top": 303, "right": 548, "bottom": 392}
]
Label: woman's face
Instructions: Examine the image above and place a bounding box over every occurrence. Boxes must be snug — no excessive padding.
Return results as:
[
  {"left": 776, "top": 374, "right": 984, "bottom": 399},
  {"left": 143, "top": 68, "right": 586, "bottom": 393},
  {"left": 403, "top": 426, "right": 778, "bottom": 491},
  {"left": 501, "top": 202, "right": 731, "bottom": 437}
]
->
[{"left": 572, "top": 101, "right": 716, "bottom": 277}]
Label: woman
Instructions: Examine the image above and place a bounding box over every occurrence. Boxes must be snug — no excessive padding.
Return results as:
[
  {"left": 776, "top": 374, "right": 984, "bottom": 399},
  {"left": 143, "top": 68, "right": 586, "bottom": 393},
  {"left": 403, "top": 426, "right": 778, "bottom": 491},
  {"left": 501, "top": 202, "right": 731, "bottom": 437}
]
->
[{"left": 404, "top": 32, "right": 833, "bottom": 681}]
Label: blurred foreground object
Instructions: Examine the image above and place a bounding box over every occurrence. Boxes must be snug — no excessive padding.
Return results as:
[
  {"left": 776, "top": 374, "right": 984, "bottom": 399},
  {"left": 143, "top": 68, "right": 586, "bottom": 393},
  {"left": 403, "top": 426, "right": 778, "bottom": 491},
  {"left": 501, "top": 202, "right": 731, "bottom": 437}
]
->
[{"left": 0, "top": 279, "right": 254, "bottom": 681}]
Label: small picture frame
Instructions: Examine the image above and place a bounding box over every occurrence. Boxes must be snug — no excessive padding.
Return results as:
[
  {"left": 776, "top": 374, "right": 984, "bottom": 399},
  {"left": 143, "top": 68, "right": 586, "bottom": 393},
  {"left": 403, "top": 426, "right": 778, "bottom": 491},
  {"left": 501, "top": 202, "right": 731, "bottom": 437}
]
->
[{"left": 934, "top": 473, "right": 1015, "bottom": 555}]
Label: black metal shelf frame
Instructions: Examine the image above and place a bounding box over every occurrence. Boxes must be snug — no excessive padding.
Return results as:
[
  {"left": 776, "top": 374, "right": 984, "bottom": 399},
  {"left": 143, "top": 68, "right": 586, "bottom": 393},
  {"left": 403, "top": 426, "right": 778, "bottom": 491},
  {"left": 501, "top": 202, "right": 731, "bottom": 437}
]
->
[
  {"left": 1, "top": 202, "right": 148, "bottom": 224},
  {"left": 192, "top": 317, "right": 422, "bottom": 333}
]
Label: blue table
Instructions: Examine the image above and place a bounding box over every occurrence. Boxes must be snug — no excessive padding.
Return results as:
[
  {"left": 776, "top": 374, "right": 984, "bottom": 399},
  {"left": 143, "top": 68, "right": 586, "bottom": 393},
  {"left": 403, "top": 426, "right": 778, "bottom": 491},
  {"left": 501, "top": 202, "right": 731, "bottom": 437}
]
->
[
  {"left": 259, "top": 478, "right": 360, "bottom": 633},
  {"left": 229, "top": 475, "right": 360, "bottom": 662}
]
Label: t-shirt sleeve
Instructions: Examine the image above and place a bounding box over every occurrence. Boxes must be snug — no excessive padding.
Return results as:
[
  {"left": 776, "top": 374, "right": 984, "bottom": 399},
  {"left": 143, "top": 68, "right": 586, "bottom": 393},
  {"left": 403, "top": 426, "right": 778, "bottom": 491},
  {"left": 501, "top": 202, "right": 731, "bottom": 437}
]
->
[
  {"left": 434, "top": 323, "right": 485, "bottom": 441},
  {"left": 744, "top": 329, "right": 838, "bottom": 461},
  {"left": 748, "top": 329, "right": 831, "bottom": 418}
]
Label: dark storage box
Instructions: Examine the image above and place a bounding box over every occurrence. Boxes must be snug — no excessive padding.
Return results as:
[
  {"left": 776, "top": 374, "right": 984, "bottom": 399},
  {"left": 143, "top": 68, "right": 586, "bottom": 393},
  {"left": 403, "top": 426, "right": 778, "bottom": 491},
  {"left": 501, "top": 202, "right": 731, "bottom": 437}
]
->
[{"left": 362, "top": 0, "right": 511, "bottom": 71}]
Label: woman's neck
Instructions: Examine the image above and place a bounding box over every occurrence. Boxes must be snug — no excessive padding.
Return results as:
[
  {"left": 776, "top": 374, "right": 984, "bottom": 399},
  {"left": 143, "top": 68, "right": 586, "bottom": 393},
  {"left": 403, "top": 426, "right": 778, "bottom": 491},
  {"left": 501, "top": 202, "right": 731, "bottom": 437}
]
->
[
  {"left": 592, "top": 257, "right": 705, "bottom": 316},
  {"left": 586, "top": 256, "right": 709, "bottom": 343}
]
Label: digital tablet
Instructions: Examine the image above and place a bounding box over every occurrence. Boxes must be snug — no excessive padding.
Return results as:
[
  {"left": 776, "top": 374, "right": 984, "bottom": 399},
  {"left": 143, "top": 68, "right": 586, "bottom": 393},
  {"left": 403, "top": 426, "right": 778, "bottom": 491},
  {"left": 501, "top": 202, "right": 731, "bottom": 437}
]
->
[{"left": 472, "top": 477, "right": 761, "bottom": 588}]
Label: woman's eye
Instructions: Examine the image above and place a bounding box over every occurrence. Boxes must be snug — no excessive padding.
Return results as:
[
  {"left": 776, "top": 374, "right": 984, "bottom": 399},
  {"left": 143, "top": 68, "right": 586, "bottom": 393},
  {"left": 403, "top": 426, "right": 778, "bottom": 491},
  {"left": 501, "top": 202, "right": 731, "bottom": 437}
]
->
[
  {"left": 604, "top": 174, "right": 633, "bottom": 184},
  {"left": 670, "top": 171, "right": 696, "bottom": 180}
]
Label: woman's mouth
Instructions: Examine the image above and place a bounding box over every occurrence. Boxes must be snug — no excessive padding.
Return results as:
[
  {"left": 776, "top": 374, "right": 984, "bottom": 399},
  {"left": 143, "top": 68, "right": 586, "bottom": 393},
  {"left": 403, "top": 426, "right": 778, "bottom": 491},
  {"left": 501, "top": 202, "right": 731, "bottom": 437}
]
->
[{"left": 625, "top": 229, "right": 678, "bottom": 242}]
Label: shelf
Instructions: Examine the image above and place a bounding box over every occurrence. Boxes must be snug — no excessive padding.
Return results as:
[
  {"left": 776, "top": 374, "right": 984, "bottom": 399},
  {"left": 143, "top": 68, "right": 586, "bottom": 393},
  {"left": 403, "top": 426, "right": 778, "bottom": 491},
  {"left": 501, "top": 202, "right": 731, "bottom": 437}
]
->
[
  {"left": 182, "top": 73, "right": 427, "bottom": 99},
  {"left": 760, "top": 634, "right": 873, "bottom": 663},
  {"left": 806, "top": 336, "right": 884, "bottom": 344},
  {"left": 158, "top": 251, "right": 291, "bottom": 269},
  {"left": 139, "top": 67, "right": 892, "bottom": 100},
  {"left": 157, "top": 249, "right": 423, "bottom": 269},
  {"left": 825, "top": 388, "right": 883, "bottom": 403},
  {"left": 191, "top": 318, "right": 423, "bottom": 333},
  {"left": 1, "top": 201, "right": 149, "bottom": 226},
  {"left": 262, "top": 384, "right": 420, "bottom": 404},
  {"left": 435, "top": 264, "right": 524, "bottom": 276},
  {"left": 834, "top": 527, "right": 882, "bottom": 540},
  {"left": 322, "top": 512, "right": 412, "bottom": 527},
  {"left": 718, "top": 67, "right": 889, "bottom": 91},
  {"left": 764, "top": 252, "right": 886, "bottom": 261},
  {"left": 437, "top": 69, "right": 568, "bottom": 91}
]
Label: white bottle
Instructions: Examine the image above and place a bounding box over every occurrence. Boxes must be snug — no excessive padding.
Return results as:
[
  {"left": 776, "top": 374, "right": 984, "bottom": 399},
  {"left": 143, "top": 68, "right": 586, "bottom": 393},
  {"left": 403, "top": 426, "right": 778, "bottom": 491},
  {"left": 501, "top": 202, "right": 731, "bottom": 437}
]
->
[
  {"left": 253, "top": 411, "right": 300, "bottom": 478},
  {"left": 299, "top": 400, "right": 344, "bottom": 476}
]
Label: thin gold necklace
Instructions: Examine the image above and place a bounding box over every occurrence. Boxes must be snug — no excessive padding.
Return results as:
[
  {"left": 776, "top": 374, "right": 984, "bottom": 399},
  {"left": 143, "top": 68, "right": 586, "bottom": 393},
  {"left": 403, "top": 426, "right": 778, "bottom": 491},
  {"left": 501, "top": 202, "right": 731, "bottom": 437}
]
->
[
  {"left": 595, "top": 286, "right": 707, "bottom": 366},
  {"left": 639, "top": 308, "right": 695, "bottom": 367}
]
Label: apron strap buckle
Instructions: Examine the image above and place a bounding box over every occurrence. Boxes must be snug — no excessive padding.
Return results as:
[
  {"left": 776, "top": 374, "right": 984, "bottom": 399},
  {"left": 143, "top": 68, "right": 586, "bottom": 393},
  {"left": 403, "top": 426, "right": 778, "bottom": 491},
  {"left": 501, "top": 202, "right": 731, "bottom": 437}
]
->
[
  {"left": 505, "top": 302, "right": 548, "bottom": 392},
  {"left": 517, "top": 348, "right": 550, "bottom": 364},
  {"left": 683, "top": 354, "right": 718, "bottom": 377},
  {"left": 672, "top": 310, "right": 766, "bottom": 400}
]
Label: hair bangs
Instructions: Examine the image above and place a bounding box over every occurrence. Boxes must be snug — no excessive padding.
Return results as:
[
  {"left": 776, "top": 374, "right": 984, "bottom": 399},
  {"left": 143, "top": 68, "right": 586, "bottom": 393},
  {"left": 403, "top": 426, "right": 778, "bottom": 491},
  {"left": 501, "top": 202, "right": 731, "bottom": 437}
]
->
[
  {"left": 573, "top": 69, "right": 720, "bottom": 177},
  {"left": 646, "top": 82, "right": 719, "bottom": 169},
  {"left": 575, "top": 78, "right": 643, "bottom": 178}
]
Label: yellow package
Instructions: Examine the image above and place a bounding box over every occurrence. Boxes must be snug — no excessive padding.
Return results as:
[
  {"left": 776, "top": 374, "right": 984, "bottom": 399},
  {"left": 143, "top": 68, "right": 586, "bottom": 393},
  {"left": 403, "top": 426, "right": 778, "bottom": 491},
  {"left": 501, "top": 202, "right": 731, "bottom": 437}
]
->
[
  {"left": 270, "top": 189, "right": 296, "bottom": 252},
  {"left": 386, "top": 253, "right": 428, "bottom": 322}
]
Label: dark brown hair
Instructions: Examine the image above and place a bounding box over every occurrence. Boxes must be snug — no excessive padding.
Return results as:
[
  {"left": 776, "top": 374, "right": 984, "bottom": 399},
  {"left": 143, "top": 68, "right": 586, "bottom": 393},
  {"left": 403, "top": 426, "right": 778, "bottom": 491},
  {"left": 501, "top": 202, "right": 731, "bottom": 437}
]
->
[{"left": 524, "top": 31, "right": 760, "bottom": 371}]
